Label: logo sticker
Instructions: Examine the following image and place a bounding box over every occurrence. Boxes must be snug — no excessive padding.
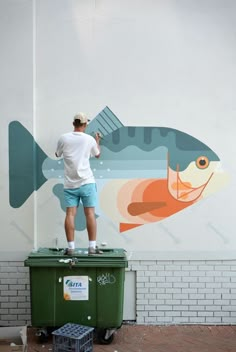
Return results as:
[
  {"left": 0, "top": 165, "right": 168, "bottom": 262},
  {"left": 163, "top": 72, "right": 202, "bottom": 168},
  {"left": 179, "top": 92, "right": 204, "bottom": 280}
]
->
[{"left": 63, "top": 276, "right": 89, "bottom": 300}]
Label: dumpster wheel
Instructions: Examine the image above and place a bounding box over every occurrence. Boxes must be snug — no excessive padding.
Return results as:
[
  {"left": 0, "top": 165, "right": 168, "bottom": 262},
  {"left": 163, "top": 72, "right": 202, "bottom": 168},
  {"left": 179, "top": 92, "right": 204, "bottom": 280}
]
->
[
  {"left": 35, "top": 328, "right": 49, "bottom": 343},
  {"left": 96, "top": 328, "right": 115, "bottom": 345}
]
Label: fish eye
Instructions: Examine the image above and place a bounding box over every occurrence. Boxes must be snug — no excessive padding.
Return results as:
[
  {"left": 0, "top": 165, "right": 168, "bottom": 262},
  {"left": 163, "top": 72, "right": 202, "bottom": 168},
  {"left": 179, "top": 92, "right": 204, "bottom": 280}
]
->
[{"left": 196, "top": 156, "right": 209, "bottom": 169}]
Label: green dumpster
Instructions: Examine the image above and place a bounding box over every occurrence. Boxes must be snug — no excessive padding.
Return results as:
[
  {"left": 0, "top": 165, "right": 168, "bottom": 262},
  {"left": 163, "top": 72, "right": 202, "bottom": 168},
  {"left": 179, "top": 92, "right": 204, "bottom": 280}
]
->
[{"left": 24, "top": 248, "right": 128, "bottom": 344}]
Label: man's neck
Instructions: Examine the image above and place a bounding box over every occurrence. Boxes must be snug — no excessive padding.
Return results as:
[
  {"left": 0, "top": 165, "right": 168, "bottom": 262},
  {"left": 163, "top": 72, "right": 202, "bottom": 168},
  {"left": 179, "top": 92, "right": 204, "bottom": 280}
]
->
[{"left": 74, "top": 127, "right": 85, "bottom": 133}]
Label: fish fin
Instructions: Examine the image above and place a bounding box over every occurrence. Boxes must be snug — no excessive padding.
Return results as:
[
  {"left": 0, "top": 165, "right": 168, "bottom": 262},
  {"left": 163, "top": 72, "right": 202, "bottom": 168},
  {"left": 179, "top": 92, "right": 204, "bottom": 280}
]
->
[
  {"left": 128, "top": 202, "right": 166, "bottom": 216},
  {"left": 86, "top": 106, "right": 124, "bottom": 137},
  {"left": 120, "top": 223, "right": 142, "bottom": 232}
]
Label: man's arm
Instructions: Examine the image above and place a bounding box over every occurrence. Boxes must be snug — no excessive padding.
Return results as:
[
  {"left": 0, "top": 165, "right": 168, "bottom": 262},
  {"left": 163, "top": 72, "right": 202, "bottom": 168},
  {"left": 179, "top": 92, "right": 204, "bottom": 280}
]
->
[
  {"left": 55, "top": 137, "right": 63, "bottom": 158},
  {"left": 94, "top": 132, "right": 101, "bottom": 158}
]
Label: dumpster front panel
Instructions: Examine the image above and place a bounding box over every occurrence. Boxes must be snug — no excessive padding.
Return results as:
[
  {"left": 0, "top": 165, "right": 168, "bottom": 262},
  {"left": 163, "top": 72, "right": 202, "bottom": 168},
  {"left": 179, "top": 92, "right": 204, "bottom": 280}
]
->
[
  {"left": 96, "top": 267, "right": 126, "bottom": 328},
  {"left": 55, "top": 267, "right": 97, "bottom": 327},
  {"left": 30, "top": 267, "right": 56, "bottom": 326}
]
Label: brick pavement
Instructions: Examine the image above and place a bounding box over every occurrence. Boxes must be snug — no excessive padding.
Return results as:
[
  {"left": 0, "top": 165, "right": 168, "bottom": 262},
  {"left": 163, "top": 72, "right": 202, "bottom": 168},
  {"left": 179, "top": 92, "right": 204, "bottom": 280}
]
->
[{"left": 27, "top": 324, "right": 236, "bottom": 352}]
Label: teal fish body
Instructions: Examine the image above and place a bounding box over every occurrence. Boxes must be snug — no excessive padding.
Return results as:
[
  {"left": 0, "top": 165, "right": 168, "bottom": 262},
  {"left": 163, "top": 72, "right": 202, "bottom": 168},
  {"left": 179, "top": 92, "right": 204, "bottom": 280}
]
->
[{"left": 91, "top": 126, "right": 220, "bottom": 178}]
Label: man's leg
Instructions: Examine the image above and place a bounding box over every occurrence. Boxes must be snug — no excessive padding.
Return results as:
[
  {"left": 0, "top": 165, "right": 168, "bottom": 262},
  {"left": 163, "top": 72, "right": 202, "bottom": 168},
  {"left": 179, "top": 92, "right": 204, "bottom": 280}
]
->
[
  {"left": 84, "top": 206, "right": 102, "bottom": 254},
  {"left": 81, "top": 183, "right": 102, "bottom": 254},
  {"left": 83, "top": 207, "right": 96, "bottom": 241},
  {"left": 65, "top": 206, "right": 77, "bottom": 249}
]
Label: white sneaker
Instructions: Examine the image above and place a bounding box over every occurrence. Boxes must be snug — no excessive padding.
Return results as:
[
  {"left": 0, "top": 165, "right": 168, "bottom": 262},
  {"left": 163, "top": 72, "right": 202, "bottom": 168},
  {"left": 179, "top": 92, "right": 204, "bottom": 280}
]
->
[
  {"left": 88, "top": 247, "right": 103, "bottom": 255},
  {"left": 64, "top": 248, "right": 74, "bottom": 256}
]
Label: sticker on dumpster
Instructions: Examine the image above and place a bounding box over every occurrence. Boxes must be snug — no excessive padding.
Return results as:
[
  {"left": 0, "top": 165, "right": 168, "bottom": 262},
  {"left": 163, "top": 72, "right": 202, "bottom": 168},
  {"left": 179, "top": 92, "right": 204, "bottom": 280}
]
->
[
  {"left": 97, "top": 273, "right": 116, "bottom": 286},
  {"left": 63, "top": 276, "right": 89, "bottom": 300}
]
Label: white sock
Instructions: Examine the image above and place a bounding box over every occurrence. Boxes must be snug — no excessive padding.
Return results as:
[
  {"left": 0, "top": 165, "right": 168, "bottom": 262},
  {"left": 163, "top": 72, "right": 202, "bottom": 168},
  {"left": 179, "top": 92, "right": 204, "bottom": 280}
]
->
[
  {"left": 89, "top": 241, "right": 96, "bottom": 249},
  {"left": 68, "top": 241, "right": 75, "bottom": 249}
]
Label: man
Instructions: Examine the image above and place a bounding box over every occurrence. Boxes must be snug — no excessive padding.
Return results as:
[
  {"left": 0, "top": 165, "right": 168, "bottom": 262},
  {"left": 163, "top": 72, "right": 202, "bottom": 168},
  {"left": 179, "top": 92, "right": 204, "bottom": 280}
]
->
[{"left": 55, "top": 112, "right": 102, "bottom": 255}]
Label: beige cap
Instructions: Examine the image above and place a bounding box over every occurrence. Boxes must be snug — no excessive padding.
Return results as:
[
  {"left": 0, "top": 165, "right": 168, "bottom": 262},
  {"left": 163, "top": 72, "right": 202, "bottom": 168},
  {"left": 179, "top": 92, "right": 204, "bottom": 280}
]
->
[{"left": 73, "top": 112, "right": 90, "bottom": 123}]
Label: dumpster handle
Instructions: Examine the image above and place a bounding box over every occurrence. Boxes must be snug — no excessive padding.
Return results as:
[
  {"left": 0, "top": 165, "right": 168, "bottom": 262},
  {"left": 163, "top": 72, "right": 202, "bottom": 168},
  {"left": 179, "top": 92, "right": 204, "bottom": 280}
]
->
[
  {"left": 59, "top": 259, "right": 73, "bottom": 264},
  {"left": 58, "top": 258, "right": 79, "bottom": 268}
]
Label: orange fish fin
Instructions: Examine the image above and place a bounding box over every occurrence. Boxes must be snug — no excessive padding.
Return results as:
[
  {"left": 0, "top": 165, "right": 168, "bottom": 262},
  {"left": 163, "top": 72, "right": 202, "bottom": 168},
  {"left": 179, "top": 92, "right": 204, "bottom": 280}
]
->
[
  {"left": 128, "top": 201, "right": 166, "bottom": 216},
  {"left": 120, "top": 223, "right": 142, "bottom": 232}
]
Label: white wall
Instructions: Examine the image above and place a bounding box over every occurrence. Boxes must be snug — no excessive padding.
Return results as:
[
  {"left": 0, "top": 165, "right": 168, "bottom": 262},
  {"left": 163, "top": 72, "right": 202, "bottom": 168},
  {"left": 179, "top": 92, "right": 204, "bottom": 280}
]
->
[
  {"left": 1, "top": 0, "right": 236, "bottom": 260},
  {"left": 0, "top": 0, "right": 34, "bottom": 256}
]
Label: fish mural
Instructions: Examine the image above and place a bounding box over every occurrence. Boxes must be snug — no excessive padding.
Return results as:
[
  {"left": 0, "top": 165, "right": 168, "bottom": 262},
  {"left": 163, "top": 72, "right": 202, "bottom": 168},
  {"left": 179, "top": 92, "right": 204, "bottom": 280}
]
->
[{"left": 9, "top": 107, "right": 228, "bottom": 233}]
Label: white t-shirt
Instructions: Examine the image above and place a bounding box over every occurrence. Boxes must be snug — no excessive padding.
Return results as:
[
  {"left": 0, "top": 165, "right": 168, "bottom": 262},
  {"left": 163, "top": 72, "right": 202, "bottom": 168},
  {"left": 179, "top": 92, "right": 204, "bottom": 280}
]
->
[{"left": 56, "top": 132, "right": 100, "bottom": 189}]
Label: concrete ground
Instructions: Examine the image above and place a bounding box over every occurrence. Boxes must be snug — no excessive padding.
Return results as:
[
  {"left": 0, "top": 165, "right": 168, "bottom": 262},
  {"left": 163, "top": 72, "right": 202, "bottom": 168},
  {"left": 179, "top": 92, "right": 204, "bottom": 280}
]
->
[{"left": 27, "top": 324, "right": 236, "bottom": 352}]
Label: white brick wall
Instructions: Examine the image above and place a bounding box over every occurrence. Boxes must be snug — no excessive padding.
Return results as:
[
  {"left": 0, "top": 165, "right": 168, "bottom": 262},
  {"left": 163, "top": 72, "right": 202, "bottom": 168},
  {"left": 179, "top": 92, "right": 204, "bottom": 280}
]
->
[
  {"left": 129, "top": 260, "right": 236, "bottom": 325},
  {"left": 1, "top": 259, "right": 236, "bottom": 326},
  {"left": 0, "top": 261, "right": 31, "bottom": 326}
]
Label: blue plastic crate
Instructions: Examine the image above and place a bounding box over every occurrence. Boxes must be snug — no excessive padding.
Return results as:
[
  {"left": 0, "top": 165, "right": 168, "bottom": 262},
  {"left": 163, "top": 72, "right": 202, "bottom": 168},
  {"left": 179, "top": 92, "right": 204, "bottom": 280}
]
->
[{"left": 52, "top": 323, "right": 94, "bottom": 352}]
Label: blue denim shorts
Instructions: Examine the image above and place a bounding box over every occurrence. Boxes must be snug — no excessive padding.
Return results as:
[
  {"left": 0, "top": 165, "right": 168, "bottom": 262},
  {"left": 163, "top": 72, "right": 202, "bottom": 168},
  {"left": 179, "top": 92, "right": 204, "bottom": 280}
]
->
[{"left": 64, "top": 183, "right": 97, "bottom": 208}]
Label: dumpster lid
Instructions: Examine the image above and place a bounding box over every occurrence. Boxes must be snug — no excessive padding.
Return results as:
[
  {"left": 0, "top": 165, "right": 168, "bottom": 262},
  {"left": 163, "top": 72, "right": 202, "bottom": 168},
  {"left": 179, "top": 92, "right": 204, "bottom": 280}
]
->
[
  {"left": 28, "top": 247, "right": 126, "bottom": 258},
  {"left": 24, "top": 247, "right": 128, "bottom": 268}
]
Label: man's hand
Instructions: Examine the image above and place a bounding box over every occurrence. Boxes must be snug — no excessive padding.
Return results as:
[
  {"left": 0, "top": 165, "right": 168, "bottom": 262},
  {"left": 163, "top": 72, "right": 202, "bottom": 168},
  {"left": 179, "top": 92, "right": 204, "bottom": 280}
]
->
[
  {"left": 95, "top": 132, "right": 102, "bottom": 144},
  {"left": 94, "top": 132, "right": 101, "bottom": 158}
]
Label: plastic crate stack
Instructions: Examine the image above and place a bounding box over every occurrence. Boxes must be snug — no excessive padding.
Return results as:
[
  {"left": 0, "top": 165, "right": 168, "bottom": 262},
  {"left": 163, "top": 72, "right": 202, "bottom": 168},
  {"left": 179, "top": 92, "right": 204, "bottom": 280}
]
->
[{"left": 52, "top": 323, "right": 94, "bottom": 352}]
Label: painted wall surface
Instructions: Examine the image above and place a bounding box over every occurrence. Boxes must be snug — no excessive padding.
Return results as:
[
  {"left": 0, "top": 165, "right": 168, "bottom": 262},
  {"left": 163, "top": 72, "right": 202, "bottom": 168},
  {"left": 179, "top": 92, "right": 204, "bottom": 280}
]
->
[
  {"left": 0, "top": 0, "right": 34, "bottom": 257},
  {"left": 1, "top": 0, "right": 235, "bottom": 260}
]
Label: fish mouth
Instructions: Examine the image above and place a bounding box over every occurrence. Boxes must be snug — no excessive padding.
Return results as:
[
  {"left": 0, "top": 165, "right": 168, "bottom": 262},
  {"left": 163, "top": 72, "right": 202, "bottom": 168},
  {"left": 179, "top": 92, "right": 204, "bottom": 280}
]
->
[{"left": 168, "top": 161, "right": 228, "bottom": 202}]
